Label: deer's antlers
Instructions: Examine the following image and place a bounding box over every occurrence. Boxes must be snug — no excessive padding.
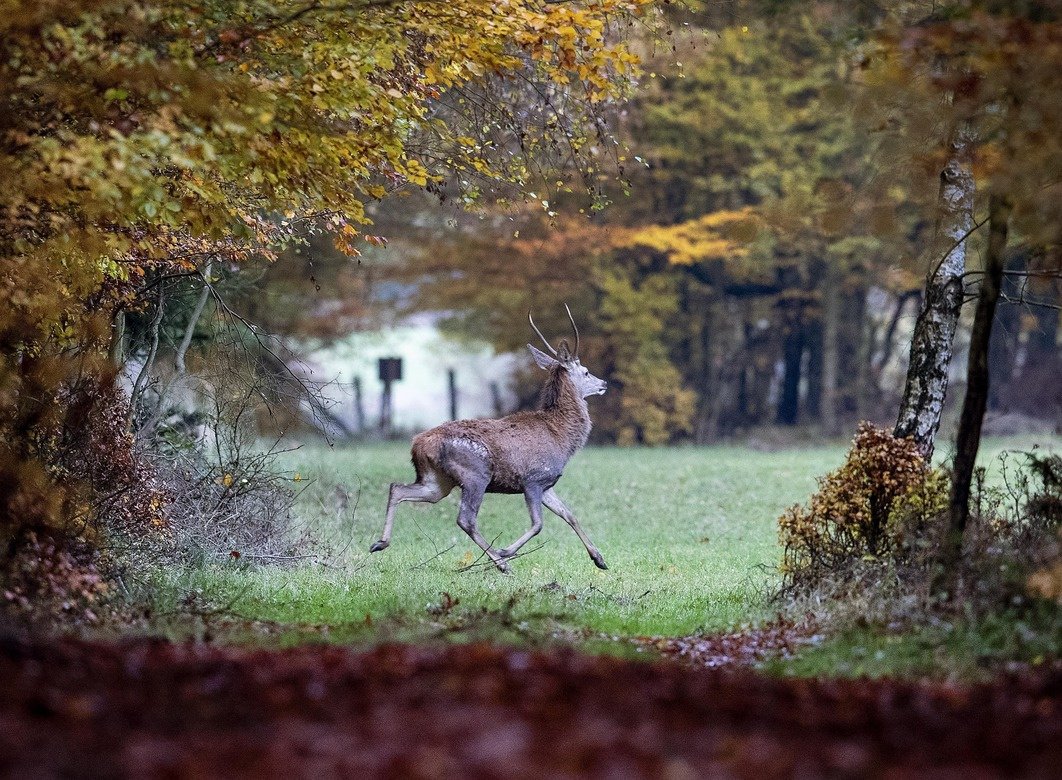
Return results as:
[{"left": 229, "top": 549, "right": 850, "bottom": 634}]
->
[
  {"left": 529, "top": 304, "right": 580, "bottom": 359},
  {"left": 528, "top": 310, "right": 558, "bottom": 356},
  {"left": 564, "top": 303, "right": 579, "bottom": 358}
]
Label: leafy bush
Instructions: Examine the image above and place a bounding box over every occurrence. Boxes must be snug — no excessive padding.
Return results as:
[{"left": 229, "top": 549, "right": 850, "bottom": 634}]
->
[
  {"left": 1, "top": 377, "right": 168, "bottom": 548},
  {"left": 2, "top": 531, "right": 111, "bottom": 626},
  {"left": 778, "top": 442, "right": 1062, "bottom": 637},
  {"left": 1024, "top": 453, "right": 1062, "bottom": 530},
  {"left": 1027, "top": 535, "right": 1062, "bottom": 604},
  {"left": 54, "top": 382, "right": 169, "bottom": 541},
  {"left": 951, "top": 453, "right": 1062, "bottom": 608},
  {"left": 1, "top": 380, "right": 168, "bottom": 625},
  {"left": 779, "top": 423, "right": 939, "bottom": 586}
]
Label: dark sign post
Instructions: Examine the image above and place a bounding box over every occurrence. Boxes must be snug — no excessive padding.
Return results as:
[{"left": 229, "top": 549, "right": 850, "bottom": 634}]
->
[
  {"left": 378, "top": 357, "right": 403, "bottom": 437},
  {"left": 448, "top": 368, "right": 458, "bottom": 421}
]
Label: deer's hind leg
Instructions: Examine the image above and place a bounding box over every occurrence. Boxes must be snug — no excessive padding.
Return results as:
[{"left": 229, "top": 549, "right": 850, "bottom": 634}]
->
[
  {"left": 498, "top": 486, "right": 544, "bottom": 561},
  {"left": 370, "top": 467, "right": 454, "bottom": 553},
  {"left": 454, "top": 480, "right": 512, "bottom": 573},
  {"left": 435, "top": 438, "right": 511, "bottom": 573},
  {"left": 542, "top": 488, "right": 607, "bottom": 569}
]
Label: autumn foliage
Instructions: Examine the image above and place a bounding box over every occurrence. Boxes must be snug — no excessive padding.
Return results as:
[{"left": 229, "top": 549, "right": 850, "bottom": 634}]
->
[
  {"left": 0, "top": 0, "right": 650, "bottom": 560},
  {"left": 779, "top": 423, "right": 937, "bottom": 585}
]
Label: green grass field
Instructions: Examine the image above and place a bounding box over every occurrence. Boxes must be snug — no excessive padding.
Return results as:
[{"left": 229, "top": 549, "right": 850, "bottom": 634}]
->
[{"left": 152, "top": 436, "right": 1056, "bottom": 653}]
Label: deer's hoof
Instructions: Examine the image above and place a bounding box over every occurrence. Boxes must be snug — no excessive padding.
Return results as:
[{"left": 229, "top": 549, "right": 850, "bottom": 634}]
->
[
  {"left": 369, "top": 540, "right": 389, "bottom": 553},
  {"left": 495, "top": 560, "right": 512, "bottom": 574},
  {"left": 591, "top": 553, "right": 608, "bottom": 570}
]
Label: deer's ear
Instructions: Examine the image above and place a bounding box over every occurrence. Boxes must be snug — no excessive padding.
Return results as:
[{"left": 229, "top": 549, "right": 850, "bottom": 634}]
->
[{"left": 527, "top": 344, "right": 558, "bottom": 370}]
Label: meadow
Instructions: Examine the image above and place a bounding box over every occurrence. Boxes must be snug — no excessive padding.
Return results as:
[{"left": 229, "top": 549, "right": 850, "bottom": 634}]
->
[{"left": 153, "top": 437, "right": 1052, "bottom": 650}]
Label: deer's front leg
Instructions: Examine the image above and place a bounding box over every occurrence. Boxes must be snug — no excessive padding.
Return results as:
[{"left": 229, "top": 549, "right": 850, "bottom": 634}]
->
[
  {"left": 542, "top": 488, "right": 607, "bottom": 569},
  {"left": 499, "top": 487, "right": 545, "bottom": 560},
  {"left": 456, "top": 482, "right": 511, "bottom": 573}
]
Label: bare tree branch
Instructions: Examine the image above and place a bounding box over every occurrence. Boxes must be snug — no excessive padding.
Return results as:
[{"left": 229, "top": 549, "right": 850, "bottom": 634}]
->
[
  {"left": 128, "top": 284, "right": 165, "bottom": 424},
  {"left": 928, "top": 215, "right": 989, "bottom": 281},
  {"left": 175, "top": 259, "right": 214, "bottom": 375}
]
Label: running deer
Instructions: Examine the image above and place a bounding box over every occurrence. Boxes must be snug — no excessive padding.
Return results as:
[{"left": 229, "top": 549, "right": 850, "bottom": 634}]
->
[{"left": 370, "top": 307, "right": 608, "bottom": 573}]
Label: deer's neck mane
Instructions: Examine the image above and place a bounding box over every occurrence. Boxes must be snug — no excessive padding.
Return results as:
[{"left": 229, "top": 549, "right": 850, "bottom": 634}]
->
[{"left": 537, "top": 365, "right": 591, "bottom": 454}]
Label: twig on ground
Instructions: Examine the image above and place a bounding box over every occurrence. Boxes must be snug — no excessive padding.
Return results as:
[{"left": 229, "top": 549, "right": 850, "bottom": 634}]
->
[{"left": 413, "top": 544, "right": 457, "bottom": 571}]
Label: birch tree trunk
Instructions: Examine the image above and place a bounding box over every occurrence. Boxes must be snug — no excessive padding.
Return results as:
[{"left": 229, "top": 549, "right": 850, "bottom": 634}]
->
[
  {"left": 140, "top": 261, "right": 213, "bottom": 438},
  {"left": 127, "top": 286, "right": 165, "bottom": 426},
  {"left": 893, "top": 137, "right": 975, "bottom": 459}
]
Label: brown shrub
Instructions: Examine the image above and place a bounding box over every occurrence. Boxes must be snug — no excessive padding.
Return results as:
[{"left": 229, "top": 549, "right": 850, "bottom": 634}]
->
[
  {"left": 779, "top": 422, "right": 939, "bottom": 587},
  {"left": 53, "top": 381, "right": 169, "bottom": 542},
  {"left": 1, "top": 530, "right": 111, "bottom": 626},
  {"left": 1, "top": 380, "right": 169, "bottom": 625},
  {"left": 778, "top": 444, "right": 1062, "bottom": 631}
]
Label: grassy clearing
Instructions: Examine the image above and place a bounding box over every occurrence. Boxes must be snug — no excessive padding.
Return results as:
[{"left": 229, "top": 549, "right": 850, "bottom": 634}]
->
[
  {"left": 149, "top": 437, "right": 1056, "bottom": 653},
  {"left": 152, "top": 442, "right": 844, "bottom": 641}
]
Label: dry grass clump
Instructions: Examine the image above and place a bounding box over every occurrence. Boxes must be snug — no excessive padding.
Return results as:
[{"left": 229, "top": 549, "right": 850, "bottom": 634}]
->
[
  {"left": 133, "top": 353, "right": 327, "bottom": 569},
  {"left": 155, "top": 438, "right": 315, "bottom": 566}
]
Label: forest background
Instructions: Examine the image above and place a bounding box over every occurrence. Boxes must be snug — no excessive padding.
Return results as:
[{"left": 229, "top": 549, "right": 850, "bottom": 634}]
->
[
  {"left": 218, "top": 0, "right": 1061, "bottom": 449},
  {"left": 0, "top": 0, "right": 1059, "bottom": 637}
]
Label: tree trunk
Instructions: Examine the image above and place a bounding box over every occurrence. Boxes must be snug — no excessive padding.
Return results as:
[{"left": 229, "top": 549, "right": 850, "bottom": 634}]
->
[
  {"left": 805, "top": 316, "right": 824, "bottom": 422},
  {"left": 690, "top": 286, "right": 717, "bottom": 443},
  {"left": 694, "top": 307, "right": 713, "bottom": 442},
  {"left": 174, "top": 260, "right": 213, "bottom": 375},
  {"left": 776, "top": 321, "right": 803, "bottom": 425},
  {"left": 872, "top": 290, "right": 918, "bottom": 385},
  {"left": 128, "top": 285, "right": 165, "bottom": 427},
  {"left": 140, "top": 262, "right": 214, "bottom": 438},
  {"left": 109, "top": 310, "right": 126, "bottom": 365},
  {"left": 942, "top": 193, "right": 1012, "bottom": 581},
  {"left": 894, "top": 137, "right": 975, "bottom": 459},
  {"left": 803, "top": 258, "right": 829, "bottom": 424},
  {"left": 821, "top": 264, "right": 841, "bottom": 435},
  {"left": 838, "top": 286, "right": 867, "bottom": 419}
]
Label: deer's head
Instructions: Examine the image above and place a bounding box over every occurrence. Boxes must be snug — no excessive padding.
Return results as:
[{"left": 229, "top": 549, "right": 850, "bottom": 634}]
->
[{"left": 527, "top": 306, "right": 607, "bottom": 398}]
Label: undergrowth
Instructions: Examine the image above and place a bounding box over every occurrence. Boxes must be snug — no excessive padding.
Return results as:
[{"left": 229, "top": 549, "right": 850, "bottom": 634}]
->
[{"left": 773, "top": 426, "right": 1061, "bottom": 676}]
